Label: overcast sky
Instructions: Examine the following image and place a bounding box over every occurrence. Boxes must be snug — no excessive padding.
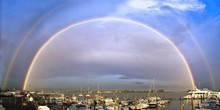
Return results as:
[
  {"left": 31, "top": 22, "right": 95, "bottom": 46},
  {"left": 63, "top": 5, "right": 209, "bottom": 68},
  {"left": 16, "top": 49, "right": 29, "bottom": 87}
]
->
[{"left": 1, "top": 0, "right": 220, "bottom": 90}]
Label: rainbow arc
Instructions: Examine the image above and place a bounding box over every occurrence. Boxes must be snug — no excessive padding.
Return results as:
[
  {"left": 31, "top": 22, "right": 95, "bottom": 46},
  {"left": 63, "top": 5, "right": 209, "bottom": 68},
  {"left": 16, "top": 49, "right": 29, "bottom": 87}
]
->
[{"left": 22, "top": 17, "right": 196, "bottom": 90}]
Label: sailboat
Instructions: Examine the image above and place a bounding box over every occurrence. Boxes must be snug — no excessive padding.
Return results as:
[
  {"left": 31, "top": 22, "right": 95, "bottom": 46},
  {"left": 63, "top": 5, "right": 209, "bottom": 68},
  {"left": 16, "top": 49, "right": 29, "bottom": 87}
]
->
[
  {"left": 147, "top": 79, "right": 169, "bottom": 108},
  {"left": 147, "top": 79, "right": 159, "bottom": 108},
  {"left": 86, "top": 86, "right": 90, "bottom": 97},
  {"left": 78, "top": 85, "right": 83, "bottom": 97}
]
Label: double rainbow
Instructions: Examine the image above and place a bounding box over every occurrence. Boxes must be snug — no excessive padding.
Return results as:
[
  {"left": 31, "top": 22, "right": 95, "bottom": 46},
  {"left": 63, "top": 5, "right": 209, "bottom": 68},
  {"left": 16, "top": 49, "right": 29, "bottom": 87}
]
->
[{"left": 22, "top": 17, "right": 196, "bottom": 90}]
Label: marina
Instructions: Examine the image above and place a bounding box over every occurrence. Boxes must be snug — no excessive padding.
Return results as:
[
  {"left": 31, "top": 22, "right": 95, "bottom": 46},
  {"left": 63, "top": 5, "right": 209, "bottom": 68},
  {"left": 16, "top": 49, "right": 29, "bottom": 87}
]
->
[{"left": 1, "top": 88, "right": 220, "bottom": 110}]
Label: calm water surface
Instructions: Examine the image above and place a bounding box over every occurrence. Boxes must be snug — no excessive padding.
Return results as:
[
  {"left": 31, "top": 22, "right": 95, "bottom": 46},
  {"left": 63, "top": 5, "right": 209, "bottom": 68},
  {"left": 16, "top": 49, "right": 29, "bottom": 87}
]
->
[{"left": 74, "top": 91, "right": 200, "bottom": 110}]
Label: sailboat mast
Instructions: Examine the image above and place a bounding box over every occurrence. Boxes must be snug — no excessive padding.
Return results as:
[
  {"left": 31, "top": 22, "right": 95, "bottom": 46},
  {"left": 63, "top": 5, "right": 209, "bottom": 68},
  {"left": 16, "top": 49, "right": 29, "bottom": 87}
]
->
[
  {"left": 97, "top": 83, "right": 100, "bottom": 94},
  {"left": 88, "top": 86, "right": 90, "bottom": 93},
  {"left": 147, "top": 79, "right": 153, "bottom": 97}
]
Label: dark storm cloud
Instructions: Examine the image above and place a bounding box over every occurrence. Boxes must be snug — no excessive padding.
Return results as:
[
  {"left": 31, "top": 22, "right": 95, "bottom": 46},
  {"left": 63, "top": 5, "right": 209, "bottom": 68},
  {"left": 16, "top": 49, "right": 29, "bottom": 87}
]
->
[
  {"left": 34, "top": 59, "right": 178, "bottom": 81},
  {"left": 118, "top": 76, "right": 133, "bottom": 79},
  {"left": 132, "top": 81, "right": 145, "bottom": 85}
]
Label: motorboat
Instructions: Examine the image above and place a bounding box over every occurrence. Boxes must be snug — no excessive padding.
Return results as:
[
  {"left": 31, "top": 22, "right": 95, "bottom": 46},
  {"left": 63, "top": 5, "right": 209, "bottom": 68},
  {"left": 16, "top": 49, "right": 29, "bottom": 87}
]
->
[{"left": 184, "top": 87, "right": 220, "bottom": 99}]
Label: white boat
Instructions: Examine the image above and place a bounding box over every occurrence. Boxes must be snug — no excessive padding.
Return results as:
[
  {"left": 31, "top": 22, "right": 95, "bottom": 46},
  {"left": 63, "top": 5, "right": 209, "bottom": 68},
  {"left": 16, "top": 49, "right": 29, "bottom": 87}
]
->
[
  {"left": 184, "top": 87, "right": 220, "bottom": 99},
  {"left": 158, "top": 99, "right": 170, "bottom": 105},
  {"left": 148, "top": 101, "right": 158, "bottom": 108},
  {"left": 146, "top": 79, "right": 169, "bottom": 108},
  {"left": 78, "top": 94, "right": 83, "bottom": 97},
  {"left": 120, "top": 100, "right": 128, "bottom": 106},
  {"left": 38, "top": 106, "right": 50, "bottom": 110},
  {"left": 136, "top": 102, "right": 149, "bottom": 109},
  {"left": 104, "top": 98, "right": 115, "bottom": 106},
  {"left": 72, "top": 95, "right": 77, "bottom": 102},
  {"left": 0, "top": 105, "right": 5, "bottom": 110},
  {"left": 79, "top": 85, "right": 84, "bottom": 97},
  {"left": 194, "top": 96, "right": 220, "bottom": 109},
  {"left": 86, "top": 86, "right": 91, "bottom": 97},
  {"left": 106, "top": 105, "right": 118, "bottom": 110},
  {"left": 55, "top": 99, "right": 63, "bottom": 105}
]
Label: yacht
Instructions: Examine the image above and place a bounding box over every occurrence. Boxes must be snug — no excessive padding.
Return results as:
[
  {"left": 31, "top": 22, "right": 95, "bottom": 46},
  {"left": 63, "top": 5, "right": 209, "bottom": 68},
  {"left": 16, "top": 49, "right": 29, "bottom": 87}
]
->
[
  {"left": 184, "top": 87, "right": 220, "bottom": 99},
  {"left": 194, "top": 96, "right": 220, "bottom": 109}
]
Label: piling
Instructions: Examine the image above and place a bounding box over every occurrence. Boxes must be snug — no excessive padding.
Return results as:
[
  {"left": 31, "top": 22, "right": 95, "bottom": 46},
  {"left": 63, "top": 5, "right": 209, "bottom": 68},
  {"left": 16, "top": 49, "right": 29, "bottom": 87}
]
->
[
  {"left": 191, "top": 98, "right": 194, "bottom": 110},
  {"left": 179, "top": 98, "right": 184, "bottom": 110}
]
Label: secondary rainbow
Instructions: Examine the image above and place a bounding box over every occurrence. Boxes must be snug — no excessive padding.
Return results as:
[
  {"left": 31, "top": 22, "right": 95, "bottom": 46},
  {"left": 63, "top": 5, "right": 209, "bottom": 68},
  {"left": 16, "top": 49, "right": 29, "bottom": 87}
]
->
[{"left": 22, "top": 17, "right": 196, "bottom": 90}]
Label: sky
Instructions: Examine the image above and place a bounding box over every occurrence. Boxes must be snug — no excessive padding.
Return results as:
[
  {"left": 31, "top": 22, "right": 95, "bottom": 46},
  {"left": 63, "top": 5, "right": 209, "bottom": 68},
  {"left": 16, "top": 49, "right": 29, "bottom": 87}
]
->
[{"left": 1, "top": 0, "right": 220, "bottom": 90}]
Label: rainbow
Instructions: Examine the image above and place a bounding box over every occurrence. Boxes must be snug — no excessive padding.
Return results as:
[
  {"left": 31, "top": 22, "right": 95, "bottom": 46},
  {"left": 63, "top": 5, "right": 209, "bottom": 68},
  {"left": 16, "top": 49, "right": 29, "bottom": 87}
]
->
[
  {"left": 174, "top": 18, "right": 216, "bottom": 89},
  {"left": 186, "top": 32, "right": 216, "bottom": 89},
  {"left": 22, "top": 17, "right": 196, "bottom": 90},
  {"left": 1, "top": 2, "right": 69, "bottom": 89}
]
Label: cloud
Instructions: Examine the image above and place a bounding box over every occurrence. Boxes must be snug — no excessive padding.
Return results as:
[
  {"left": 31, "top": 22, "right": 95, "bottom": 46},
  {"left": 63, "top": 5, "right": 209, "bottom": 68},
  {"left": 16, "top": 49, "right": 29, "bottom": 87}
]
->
[
  {"left": 118, "top": 76, "right": 133, "bottom": 79},
  {"left": 116, "top": 0, "right": 205, "bottom": 16},
  {"left": 132, "top": 81, "right": 145, "bottom": 85}
]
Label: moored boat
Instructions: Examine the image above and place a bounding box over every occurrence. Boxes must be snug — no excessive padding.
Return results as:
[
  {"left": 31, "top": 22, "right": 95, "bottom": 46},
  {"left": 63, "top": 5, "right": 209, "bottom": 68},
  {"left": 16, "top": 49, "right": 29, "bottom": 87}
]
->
[{"left": 184, "top": 87, "right": 220, "bottom": 99}]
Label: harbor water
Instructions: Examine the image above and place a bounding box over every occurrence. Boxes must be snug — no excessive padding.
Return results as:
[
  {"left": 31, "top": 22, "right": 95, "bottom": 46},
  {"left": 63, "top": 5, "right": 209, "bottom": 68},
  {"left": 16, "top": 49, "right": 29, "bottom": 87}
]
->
[
  {"left": 0, "top": 91, "right": 204, "bottom": 110},
  {"left": 69, "top": 91, "right": 200, "bottom": 110}
]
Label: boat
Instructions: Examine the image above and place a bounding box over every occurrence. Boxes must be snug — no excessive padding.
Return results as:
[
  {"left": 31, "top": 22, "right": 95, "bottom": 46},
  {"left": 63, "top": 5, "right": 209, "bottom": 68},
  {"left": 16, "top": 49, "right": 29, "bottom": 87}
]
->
[
  {"left": 158, "top": 99, "right": 170, "bottom": 105},
  {"left": 148, "top": 101, "right": 158, "bottom": 108},
  {"left": 147, "top": 96, "right": 160, "bottom": 108},
  {"left": 0, "top": 105, "right": 5, "bottom": 110},
  {"left": 104, "top": 98, "right": 115, "bottom": 106},
  {"left": 79, "top": 85, "right": 84, "bottom": 97},
  {"left": 67, "top": 104, "right": 87, "bottom": 110},
  {"left": 146, "top": 79, "right": 169, "bottom": 108},
  {"left": 86, "top": 86, "right": 91, "bottom": 97},
  {"left": 194, "top": 96, "right": 220, "bottom": 110},
  {"left": 184, "top": 87, "right": 220, "bottom": 99},
  {"left": 72, "top": 95, "right": 77, "bottom": 102},
  {"left": 37, "top": 106, "right": 50, "bottom": 110},
  {"left": 136, "top": 100, "right": 149, "bottom": 109},
  {"left": 55, "top": 99, "right": 63, "bottom": 105},
  {"left": 106, "top": 105, "right": 118, "bottom": 110},
  {"left": 78, "top": 94, "right": 83, "bottom": 97}
]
